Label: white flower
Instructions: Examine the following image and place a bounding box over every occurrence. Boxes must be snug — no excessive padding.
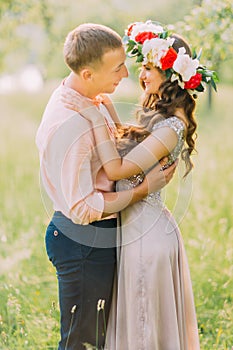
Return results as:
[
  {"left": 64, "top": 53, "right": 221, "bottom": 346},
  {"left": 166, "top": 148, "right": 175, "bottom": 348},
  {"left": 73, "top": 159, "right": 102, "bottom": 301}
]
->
[
  {"left": 171, "top": 72, "right": 184, "bottom": 89},
  {"left": 171, "top": 73, "right": 178, "bottom": 82},
  {"left": 173, "top": 47, "right": 199, "bottom": 81},
  {"left": 142, "top": 37, "right": 175, "bottom": 67},
  {"left": 130, "top": 20, "right": 164, "bottom": 41},
  {"left": 71, "top": 305, "right": 77, "bottom": 313},
  {"left": 97, "top": 299, "right": 105, "bottom": 311}
]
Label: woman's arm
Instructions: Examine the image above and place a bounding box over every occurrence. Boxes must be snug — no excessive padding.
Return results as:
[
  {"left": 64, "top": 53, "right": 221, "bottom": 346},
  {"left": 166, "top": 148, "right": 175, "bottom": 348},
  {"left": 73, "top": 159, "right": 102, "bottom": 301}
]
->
[
  {"left": 62, "top": 91, "right": 178, "bottom": 181},
  {"left": 84, "top": 108, "right": 178, "bottom": 180}
]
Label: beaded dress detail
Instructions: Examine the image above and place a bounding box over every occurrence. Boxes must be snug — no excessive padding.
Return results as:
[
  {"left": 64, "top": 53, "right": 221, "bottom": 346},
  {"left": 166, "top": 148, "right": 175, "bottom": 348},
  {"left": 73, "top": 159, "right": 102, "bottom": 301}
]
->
[{"left": 105, "top": 116, "right": 200, "bottom": 350}]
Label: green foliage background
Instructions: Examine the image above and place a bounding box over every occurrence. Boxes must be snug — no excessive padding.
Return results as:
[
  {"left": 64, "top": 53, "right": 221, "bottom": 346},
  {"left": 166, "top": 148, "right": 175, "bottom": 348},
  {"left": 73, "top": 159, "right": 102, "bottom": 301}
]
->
[{"left": 0, "top": 0, "right": 232, "bottom": 81}]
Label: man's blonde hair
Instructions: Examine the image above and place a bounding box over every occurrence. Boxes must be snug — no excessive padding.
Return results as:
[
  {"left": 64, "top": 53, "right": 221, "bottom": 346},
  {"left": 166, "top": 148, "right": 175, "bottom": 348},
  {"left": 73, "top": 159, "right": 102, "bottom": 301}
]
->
[{"left": 64, "top": 23, "right": 122, "bottom": 73}]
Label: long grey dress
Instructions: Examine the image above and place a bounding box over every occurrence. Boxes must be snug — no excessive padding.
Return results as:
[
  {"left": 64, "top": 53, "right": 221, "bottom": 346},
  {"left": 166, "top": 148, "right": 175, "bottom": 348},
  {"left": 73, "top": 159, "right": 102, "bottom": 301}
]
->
[{"left": 105, "top": 117, "right": 200, "bottom": 350}]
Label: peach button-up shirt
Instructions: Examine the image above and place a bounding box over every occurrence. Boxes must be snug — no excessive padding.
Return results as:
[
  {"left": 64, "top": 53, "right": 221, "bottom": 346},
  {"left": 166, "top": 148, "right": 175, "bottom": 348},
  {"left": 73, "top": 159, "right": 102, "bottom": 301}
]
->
[{"left": 36, "top": 83, "right": 116, "bottom": 225}]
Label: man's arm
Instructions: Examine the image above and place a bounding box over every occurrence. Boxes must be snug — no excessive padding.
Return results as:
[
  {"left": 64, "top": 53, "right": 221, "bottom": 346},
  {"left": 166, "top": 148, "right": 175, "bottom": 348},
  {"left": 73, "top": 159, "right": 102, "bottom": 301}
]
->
[
  {"left": 69, "top": 159, "right": 176, "bottom": 223},
  {"left": 44, "top": 111, "right": 176, "bottom": 225},
  {"left": 101, "top": 160, "right": 177, "bottom": 217}
]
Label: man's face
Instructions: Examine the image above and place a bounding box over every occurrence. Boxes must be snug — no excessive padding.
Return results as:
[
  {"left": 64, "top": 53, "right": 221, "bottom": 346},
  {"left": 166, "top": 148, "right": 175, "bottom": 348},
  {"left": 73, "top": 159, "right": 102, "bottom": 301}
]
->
[{"left": 91, "top": 47, "right": 128, "bottom": 95}]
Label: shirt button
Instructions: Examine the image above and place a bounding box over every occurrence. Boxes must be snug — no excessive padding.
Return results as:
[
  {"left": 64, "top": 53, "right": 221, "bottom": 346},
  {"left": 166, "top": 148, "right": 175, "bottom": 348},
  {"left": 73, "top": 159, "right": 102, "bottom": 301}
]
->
[{"left": 53, "top": 230, "right": 59, "bottom": 236}]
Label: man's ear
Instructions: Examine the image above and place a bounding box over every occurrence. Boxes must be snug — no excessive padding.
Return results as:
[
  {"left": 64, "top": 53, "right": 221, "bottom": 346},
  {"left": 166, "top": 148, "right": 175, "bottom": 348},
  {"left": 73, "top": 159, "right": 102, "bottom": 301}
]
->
[{"left": 80, "top": 67, "right": 93, "bottom": 81}]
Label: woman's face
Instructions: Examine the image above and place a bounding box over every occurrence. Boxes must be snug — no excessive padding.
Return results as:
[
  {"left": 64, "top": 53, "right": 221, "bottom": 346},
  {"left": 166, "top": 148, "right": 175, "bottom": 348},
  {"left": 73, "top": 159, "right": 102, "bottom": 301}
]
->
[{"left": 139, "top": 63, "right": 165, "bottom": 95}]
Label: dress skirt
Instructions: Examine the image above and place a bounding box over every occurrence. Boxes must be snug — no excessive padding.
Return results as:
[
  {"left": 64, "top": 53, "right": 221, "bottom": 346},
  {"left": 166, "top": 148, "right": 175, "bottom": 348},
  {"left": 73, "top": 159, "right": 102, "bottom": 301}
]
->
[{"left": 105, "top": 194, "right": 200, "bottom": 350}]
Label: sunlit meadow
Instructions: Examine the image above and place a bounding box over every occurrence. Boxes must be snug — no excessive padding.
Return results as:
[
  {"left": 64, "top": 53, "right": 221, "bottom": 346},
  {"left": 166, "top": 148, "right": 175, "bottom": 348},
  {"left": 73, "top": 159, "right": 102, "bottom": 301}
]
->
[{"left": 0, "top": 82, "right": 232, "bottom": 349}]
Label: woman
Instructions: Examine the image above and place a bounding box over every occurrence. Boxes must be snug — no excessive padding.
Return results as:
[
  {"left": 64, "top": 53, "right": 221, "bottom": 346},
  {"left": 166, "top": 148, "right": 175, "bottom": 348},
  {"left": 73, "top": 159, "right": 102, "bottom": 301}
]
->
[{"left": 63, "top": 21, "right": 217, "bottom": 350}]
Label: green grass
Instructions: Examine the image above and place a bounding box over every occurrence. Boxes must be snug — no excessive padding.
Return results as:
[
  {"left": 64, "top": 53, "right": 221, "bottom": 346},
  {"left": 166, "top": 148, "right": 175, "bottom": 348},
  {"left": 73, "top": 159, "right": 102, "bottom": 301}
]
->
[
  {"left": 187, "top": 89, "right": 233, "bottom": 349},
  {"left": 165, "top": 86, "right": 233, "bottom": 349},
  {"left": 0, "top": 83, "right": 232, "bottom": 349}
]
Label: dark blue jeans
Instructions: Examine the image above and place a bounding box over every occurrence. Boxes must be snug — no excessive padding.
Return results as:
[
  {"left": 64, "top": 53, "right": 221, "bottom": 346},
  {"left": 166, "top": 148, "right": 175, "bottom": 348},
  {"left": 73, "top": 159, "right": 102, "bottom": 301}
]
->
[{"left": 45, "top": 212, "right": 117, "bottom": 350}]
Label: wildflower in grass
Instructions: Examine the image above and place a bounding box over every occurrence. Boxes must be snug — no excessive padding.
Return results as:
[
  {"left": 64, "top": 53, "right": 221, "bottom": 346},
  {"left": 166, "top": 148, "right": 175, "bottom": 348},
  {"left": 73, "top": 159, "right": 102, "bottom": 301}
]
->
[
  {"left": 1, "top": 330, "right": 7, "bottom": 343},
  {"left": 97, "top": 299, "right": 105, "bottom": 312},
  {"left": 64, "top": 305, "right": 77, "bottom": 350},
  {"left": 7, "top": 294, "right": 21, "bottom": 315},
  {"left": 96, "top": 299, "right": 106, "bottom": 350}
]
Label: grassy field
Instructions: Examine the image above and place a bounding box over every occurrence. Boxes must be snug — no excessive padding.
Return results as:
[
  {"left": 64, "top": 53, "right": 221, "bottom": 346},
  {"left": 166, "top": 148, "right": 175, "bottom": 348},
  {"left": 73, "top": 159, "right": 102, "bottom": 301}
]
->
[{"left": 0, "top": 82, "right": 232, "bottom": 349}]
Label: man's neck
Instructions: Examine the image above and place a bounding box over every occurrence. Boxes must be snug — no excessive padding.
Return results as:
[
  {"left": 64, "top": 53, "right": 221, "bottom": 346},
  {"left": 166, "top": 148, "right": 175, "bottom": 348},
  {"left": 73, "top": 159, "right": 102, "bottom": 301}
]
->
[{"left": 64, "top": 72, "right": 97, "bottom": 99}]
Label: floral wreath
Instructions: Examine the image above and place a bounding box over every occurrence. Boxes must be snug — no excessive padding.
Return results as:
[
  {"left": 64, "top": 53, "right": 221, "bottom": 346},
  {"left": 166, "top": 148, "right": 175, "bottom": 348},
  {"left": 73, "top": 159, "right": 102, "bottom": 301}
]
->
[{"left": 123, "top": 20, "right": 218, "bottom": 94}]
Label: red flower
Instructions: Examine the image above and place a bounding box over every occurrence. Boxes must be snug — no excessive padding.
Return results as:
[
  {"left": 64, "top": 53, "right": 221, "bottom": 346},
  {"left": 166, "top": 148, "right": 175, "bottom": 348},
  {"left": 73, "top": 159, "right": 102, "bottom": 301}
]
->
[
  {"left": 160, "top": 48, "right": 178, "bottom": 70},
  {"left": 184, "top": 73, "right": 202, "bottom": 89},
  {"left": 135, "top": 31, "right": 158, "bottom": 44},
  {"left": 127, "top": 23, "right": 136, "bottom": 36}
]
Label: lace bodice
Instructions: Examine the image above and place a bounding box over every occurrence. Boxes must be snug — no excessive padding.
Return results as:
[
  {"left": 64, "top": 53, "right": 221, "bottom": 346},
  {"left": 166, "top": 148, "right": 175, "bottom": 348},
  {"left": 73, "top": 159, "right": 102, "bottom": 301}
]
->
[
  {"left": 153, "top": 116, "right": 185, "bottom": 168},
  {"left": 116, "top": 116, "right": 185, "bottom": 206}
]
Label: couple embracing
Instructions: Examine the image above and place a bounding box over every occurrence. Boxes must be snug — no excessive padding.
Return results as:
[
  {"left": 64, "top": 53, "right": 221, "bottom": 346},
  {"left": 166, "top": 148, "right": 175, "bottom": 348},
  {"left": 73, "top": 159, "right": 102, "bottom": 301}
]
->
[{"left": 36, "top": 20, "right": 216, "bottom": 350}]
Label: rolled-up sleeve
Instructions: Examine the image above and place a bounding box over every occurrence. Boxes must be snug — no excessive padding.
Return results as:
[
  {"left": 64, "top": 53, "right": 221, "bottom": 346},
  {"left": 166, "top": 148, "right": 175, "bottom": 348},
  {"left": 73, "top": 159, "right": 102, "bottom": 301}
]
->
[
  {"left": 44, "top": 114, "right": 106, "bottom": 225},
  {"left": 69, "top": 191, "right": 104, "bottom": 225},
  {"left": 62, "top": 116, "right": 106, "bottom": 224}
]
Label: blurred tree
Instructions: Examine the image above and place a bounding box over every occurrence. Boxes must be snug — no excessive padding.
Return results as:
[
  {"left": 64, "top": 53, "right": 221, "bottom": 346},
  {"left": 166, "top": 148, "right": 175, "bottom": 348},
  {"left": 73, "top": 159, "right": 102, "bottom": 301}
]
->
[
  {"left": 0, "top": 0, "right": 54, "bottom": 73},
  {"left": 0, "top": 0, "right": 195, "bottom": 78},
  {"left": 174, "top": 0, "right": 233, "bottom": 70},
  {"left": 0, "top": 0, "right": 232, "bottom": 84},
  {"left": 173, "top": 0, "right": 233, "bottom": 106}
]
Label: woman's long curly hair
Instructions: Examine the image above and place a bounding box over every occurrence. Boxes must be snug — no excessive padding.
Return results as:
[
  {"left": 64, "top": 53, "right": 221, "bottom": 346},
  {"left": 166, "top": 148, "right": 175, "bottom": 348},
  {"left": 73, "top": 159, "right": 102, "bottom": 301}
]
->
[{"left": 116, "top": 34, "right": 197, "bottom": 177}]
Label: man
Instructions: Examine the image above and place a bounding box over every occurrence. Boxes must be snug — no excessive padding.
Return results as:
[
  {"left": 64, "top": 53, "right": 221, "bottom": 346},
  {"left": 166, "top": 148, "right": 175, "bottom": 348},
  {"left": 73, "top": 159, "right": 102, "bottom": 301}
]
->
[{"left": 36, "top": 23, "right": 176, "bottom": 350}]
